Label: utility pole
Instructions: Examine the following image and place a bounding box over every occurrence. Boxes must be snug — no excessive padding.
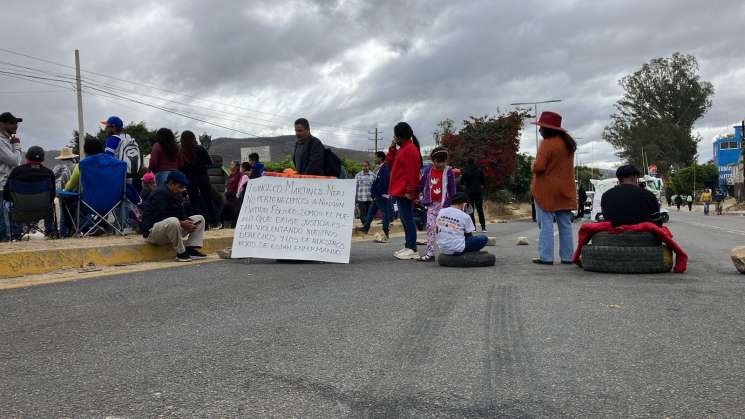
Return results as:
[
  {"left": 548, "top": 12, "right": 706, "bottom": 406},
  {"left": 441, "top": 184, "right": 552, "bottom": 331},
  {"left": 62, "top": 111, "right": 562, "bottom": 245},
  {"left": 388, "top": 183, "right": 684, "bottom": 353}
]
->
[
  {"left": 75, "top": 49, "right": 86, "bottom": 159},
  {"left": 368, "top": 127, "right": 381, "bottom": 155},
  {"left": 510, "top": 99, "right": 562, "bottom": 153}
]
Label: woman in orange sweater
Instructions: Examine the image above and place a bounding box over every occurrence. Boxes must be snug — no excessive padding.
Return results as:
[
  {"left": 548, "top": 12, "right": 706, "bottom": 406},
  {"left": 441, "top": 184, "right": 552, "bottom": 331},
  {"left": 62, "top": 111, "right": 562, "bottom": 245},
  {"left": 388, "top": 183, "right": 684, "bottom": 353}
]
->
[{"left": 530, "top": 112, "right": 577, "bottom": 265}]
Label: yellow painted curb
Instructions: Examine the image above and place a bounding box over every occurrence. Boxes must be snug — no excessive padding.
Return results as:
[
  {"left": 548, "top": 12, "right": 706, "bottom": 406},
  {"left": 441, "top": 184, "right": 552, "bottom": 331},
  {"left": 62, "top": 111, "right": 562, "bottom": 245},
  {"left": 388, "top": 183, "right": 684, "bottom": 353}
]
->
[{"left": 0, "top": 236, "right": 233, "bottom": 279}]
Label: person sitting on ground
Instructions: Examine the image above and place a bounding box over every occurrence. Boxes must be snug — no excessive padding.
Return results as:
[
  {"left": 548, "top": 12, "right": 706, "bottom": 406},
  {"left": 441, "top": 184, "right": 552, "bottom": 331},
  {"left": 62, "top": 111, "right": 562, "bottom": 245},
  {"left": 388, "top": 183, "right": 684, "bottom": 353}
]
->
[
  {"left": 248, "top": 153, "right": 265, "bottom": 179},
  {"left": 140, "top": 171, "right": 207, "bottom": 262},
  {"left": 435, "top": 192, "right": 488, "bottom": 256},
  {"left": 140, "top": 172, "right": 156, "bottom": 201},
  {"left": 4, "top": 146, "right": 57, "bottom": 238},
  {"left": 600, "top": 165, "right": 661, "bottom": 227}
]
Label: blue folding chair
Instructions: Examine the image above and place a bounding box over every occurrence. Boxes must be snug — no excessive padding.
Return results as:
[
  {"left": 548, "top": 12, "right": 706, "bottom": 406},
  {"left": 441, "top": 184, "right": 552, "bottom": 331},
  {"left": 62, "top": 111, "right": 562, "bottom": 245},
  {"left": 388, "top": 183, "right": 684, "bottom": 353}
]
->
[{"left": 58, "top": 154, "right": 127, "bottom": 237}]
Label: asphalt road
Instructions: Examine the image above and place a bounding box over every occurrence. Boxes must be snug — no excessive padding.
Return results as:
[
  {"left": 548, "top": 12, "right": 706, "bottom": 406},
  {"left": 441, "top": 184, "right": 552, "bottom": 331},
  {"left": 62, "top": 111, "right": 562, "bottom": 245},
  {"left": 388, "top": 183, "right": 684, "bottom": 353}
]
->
[{"left": 2, "top": 210, "right": 744, "bottom": 417}]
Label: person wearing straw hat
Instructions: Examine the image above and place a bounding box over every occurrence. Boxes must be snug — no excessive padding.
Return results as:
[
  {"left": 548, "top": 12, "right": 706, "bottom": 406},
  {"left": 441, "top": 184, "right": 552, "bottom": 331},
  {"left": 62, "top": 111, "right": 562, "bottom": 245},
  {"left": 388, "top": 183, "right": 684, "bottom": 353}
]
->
[
  {"left": 52, "top": 147, "right": 78, "bottom": 190},
  {"left": 530, "top": 111, "right": 577, "bottom": 265}
]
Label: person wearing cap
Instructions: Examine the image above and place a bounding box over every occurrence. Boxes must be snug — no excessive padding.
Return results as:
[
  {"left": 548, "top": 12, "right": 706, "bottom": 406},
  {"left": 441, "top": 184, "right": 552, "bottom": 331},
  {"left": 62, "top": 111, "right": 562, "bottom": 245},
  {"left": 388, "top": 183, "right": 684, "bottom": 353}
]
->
[
  {"left": 140, "top": 172, "right": 156, "bottom": 201},
  {"left": 3, "top": 146, "right": 57, "bottom": 238},
  {"left": 140, "top": 171, "right": 207, "bottom": 262},
  {"left": 601, "top": 165, "right": 661, "bottom": 227},
  {"left": 435, "top": 192, "right": 488, "bottom": 256},
  {"left": 0, "top": 112, "right": 24, "bottom": 241},
  {"left": 530, "top": 111, "right": 577, "bottom": 265},
  {"left": 101, "top": 116, "right": 126, "bottom": 156}
]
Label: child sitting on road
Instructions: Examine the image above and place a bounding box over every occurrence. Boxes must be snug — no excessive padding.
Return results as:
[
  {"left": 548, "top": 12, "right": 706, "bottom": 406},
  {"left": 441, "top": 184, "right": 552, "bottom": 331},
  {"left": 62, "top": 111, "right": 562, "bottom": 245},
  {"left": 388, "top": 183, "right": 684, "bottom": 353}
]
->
[
  {"left": 436, "top": 192, "right": 488, "bottom": 256},
  {"left": 418, "top": 147, "right": 456, "bottom": 261}
]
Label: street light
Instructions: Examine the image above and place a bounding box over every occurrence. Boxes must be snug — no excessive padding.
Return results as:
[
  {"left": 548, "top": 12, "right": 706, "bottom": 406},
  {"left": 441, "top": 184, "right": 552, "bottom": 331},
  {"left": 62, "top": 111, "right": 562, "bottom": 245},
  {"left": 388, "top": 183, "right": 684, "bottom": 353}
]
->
[{"left": 510, "top": 99, "right": 563, "bottom": 153}]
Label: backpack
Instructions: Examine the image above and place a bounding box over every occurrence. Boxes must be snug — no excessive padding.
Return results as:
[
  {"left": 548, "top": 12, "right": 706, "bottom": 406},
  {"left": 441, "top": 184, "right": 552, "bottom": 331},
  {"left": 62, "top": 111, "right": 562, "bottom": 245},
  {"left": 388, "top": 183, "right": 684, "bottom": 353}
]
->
[
  {"left": 113, "top": 134, "right": 142, "bottom": 178},
  {"left": 323, "top": 147, "right": 345, "bottom": 178}
]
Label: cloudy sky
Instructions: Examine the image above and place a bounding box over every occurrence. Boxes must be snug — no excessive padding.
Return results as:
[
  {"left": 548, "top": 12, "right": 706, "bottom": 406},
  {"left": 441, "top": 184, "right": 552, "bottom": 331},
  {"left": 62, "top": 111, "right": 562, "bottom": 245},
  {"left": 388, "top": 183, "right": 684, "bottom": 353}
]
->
[{"left": 1, "top": 0, "right": 744, "bottom": 168}]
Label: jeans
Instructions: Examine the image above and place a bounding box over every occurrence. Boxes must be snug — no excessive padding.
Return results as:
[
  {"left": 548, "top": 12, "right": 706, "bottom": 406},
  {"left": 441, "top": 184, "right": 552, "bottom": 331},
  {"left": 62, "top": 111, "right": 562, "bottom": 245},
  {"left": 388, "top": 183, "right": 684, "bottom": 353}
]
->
[
  {"left": 395, "top": 196, "right": 417, "bottom": 250},
  {"left": 155, "top": 171, "right": 174, "bottom": 187},
  {"left": 357, "top": 200, "right": 371, "bottom": 224},
  {"left": 703, "top": 202, "right": 710, "bottom": 215},
  {"left": 535, "top": 202, "right": 574, "bottom": 263},
  {"left": 468, "top": 193, "right": 486, "bottom": 230},
  {"left": 0, "top": 193, "right": 7, "bottom": 241},
  {"left": 363, "top": 196, "right": 392, "bottom": 236},
  {"left": 454, "top": 235, "right": 488, "bottom": 255}
]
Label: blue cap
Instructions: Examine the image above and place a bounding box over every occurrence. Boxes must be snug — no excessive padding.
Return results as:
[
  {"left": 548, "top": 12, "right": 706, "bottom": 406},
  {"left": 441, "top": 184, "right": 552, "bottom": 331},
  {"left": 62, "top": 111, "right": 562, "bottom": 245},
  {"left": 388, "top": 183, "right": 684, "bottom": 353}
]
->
[
  {"left": 100, "top": 116, "right": 123, "bottom": 130},
  {"left": 166, "top": 171, "right": 190, "bottom": 186}
]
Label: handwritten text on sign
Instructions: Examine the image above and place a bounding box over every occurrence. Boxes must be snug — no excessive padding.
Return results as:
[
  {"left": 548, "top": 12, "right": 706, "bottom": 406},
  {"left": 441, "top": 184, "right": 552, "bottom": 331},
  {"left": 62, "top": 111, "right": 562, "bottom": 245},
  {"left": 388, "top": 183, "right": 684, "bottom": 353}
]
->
[{"left": 231, "top": 176, "right": 356, "bottom": 263}]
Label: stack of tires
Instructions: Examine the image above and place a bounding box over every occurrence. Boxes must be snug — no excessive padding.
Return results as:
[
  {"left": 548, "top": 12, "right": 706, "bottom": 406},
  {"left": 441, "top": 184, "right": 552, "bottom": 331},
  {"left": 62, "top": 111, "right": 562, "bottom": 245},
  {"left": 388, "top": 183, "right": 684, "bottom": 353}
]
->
[
  {"left": 581, "top": 231, "right": 673, "bottom": 274},
  {"left": 208, "top": 155, "right": 227, "bottom": 227},
  {"left": 208, "top": 155, "right": 226, "bottom": 194}
]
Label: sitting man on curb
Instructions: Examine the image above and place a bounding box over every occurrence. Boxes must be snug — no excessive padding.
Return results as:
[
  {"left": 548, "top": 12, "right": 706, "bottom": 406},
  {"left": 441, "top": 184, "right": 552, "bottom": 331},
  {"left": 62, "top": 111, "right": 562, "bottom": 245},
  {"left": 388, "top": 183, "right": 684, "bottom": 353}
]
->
[
  {"left": 601, "top": 165, "right": 662, "bottom": 227},
  {"left": 140, "top": 171, "right": 207, "bottom": 262},
  {"left": 435, "top": 192, "right": 488, "bottom": 256}
]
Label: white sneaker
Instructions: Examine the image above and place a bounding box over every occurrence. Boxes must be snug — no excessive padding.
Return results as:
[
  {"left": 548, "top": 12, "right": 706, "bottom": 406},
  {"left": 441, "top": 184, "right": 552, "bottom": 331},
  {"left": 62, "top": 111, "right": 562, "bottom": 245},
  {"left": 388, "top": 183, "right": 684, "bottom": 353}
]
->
[
  {"left": 395, "top": 248, "right": 420, "bottom": 260},
  {"left": 481, "top": 228, "right": 488, "bottom": 233},
  {"left": 394, "top": 248, "right": 408, "bottom": 256}
]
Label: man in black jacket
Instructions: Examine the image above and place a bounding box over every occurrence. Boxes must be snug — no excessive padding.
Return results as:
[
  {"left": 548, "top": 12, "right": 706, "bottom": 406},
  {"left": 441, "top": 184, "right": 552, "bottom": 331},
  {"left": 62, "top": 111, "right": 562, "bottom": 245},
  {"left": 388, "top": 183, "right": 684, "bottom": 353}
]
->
[
  {"left": 460, "top": 158, "right": 486, "bottom": 231},
  {"left": 141, "top": 171, "right": 206, "bottom": 262},
  {"left": 601, "top": 165, "right": 661, "bottom": 227},
  {"left": 4, "top": 146, "right": 57, "bottom": 238},
  {"left": 293, "top": 118, "right": 325, "bottom": 175}
]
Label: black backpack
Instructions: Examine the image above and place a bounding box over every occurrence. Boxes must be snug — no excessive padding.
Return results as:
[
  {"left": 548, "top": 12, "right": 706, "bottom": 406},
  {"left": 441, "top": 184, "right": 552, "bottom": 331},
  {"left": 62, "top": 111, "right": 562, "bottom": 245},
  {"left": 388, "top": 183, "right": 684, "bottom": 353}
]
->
[{"left": 323, "top": 147, "right": 344, "bottom": 178}]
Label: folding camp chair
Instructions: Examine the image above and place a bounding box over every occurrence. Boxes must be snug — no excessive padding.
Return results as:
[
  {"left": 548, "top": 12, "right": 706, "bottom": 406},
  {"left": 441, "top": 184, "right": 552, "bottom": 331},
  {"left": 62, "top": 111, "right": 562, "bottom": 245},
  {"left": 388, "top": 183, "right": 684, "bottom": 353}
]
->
[
  {"left": 58, "top": 154, "right": 127, "bottom": 237},
  {"left": 7, "top": 177, "right": 57, "bottom": 240}
]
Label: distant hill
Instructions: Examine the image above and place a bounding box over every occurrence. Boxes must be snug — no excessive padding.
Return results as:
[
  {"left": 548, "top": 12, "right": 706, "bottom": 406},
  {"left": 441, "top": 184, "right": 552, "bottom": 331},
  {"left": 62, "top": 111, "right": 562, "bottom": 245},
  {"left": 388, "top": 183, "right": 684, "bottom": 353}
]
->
[{"left": 208, "top": 136, "right": 372, "bottom": 163}]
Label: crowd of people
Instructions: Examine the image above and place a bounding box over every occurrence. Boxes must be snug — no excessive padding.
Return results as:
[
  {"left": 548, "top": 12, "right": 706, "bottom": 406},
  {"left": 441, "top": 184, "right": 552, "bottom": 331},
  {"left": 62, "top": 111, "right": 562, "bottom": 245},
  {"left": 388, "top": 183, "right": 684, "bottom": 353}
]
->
[
  {"left": 0, "top": 111, "right": 271, "bottom": 261},
  {"left": 1, "top": 108, "right": 723, "bottom": 265}
]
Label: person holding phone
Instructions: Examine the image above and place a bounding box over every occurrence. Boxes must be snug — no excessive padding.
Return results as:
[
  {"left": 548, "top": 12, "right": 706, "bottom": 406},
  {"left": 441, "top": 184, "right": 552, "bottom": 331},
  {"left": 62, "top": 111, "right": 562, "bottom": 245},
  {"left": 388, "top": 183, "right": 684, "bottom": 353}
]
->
[{"left": 140, "top": 171, "right": 207, "bottom": 262}]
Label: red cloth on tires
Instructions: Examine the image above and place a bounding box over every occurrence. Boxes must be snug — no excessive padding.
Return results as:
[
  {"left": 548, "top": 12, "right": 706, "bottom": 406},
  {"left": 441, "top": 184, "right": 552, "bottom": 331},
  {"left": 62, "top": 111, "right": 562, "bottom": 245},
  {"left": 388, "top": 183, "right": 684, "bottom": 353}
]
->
[{"left": 572, "top": 221, "right": 687, "bottom": 273}]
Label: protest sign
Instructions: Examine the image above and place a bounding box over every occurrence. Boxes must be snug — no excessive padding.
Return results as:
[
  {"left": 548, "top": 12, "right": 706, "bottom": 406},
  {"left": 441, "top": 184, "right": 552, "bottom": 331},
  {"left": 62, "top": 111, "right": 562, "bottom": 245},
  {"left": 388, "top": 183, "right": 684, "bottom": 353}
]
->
[{"left": 231, "top": 176, "right": 356, "bottom": 263}]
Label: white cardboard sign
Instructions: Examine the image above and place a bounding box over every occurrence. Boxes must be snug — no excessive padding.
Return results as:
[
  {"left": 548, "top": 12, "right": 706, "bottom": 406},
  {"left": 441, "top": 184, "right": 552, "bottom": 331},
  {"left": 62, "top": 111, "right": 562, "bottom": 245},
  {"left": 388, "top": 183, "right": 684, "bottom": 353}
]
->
[{"left": 231, "top": 176, "right": 356, "bottom": 263}]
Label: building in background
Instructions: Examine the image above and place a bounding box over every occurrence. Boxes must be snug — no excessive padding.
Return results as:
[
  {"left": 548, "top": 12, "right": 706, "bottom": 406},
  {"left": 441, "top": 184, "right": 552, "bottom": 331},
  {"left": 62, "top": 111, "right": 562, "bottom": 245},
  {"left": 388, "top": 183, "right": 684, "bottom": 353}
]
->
[{"left": 713, "top": 124, "right": 743, "bottom": 189}]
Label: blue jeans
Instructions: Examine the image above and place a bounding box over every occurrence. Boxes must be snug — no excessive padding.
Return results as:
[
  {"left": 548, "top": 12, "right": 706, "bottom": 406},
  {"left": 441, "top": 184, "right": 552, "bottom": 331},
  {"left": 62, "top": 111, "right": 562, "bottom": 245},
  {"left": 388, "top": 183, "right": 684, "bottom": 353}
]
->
[
  {"left": 703, "top": 202, "right": 710, "bottom": 215},
  {"left": 464, "top": 235, "right": 488, "bottom": 253},
  {"left": 155, "top": 171, "right": 174, "bottom": 187},
  {"left": 395, "top": 197, "right": 417, "bottom": 250},
  {"left": 0, "top": 193, "right": 8, "bottom": 241},
  {"left": 535, "top": 202, "right": 574, "bottom": 263},
  {"left": 363, "top": 196, "right": 392, "bottom": 236}
]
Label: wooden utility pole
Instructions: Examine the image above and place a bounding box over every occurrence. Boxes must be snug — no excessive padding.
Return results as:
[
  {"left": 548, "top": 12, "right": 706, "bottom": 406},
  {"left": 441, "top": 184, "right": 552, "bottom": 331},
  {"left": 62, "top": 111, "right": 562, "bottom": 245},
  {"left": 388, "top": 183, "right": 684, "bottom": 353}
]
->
[
  {"left": 368, "top": 127, "right": 381, "bottom": 154},
  {"left": 75, "top": 49, "right": 86, "bottom": 159}
]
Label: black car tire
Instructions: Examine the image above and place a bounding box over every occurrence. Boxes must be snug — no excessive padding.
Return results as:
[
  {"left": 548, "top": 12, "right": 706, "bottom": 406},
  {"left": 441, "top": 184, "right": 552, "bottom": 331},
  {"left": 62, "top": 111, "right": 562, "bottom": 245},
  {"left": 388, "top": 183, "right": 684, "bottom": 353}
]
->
[
  {"left": 590, "top": 231, "right": 661, "bottom": 247},
  {"left": 580, "top": 245, "right": 673, "bottom": 274},
  {"left": 438, "top": 251, "right": 496, "bottom": 267},
  {"left": 209, "top": 175, "right": 225, "bottom": 185},
  {"left": 210, "top": 155, "right": 223, "bottom": 166},
  {"left": 207, "top": 167, "right": 224, "bottom": 177}
]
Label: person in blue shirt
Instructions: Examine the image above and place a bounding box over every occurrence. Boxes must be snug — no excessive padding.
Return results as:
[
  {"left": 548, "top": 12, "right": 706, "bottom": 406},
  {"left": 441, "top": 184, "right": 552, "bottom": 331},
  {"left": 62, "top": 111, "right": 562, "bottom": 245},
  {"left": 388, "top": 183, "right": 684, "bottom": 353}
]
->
[
  {"left": 358, "top": 151, "right": 392, "bottom": 242},
  {"left": 100, "top": 116, "right": 126, "bottom": 156},
  {"left": 248, "top": 152, "right": 265, "bottom": 179}
]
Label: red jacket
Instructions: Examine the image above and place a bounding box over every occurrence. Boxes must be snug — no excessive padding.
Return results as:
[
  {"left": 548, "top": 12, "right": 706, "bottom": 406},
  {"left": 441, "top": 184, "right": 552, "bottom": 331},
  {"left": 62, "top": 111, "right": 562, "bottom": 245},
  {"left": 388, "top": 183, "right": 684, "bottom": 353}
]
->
[
  {"left": 572, "top": 221, "right": 688, "bottom": 273},
  {"left": 387, "top": 140, "right": 421, "bottom": 197}
]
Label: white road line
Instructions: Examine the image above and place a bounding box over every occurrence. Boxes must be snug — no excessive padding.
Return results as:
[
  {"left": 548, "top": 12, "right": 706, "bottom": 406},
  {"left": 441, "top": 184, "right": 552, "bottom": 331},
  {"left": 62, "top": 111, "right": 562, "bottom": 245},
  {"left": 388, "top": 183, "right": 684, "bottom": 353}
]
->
[{"left": 678, "top": 220, "right": 745, "bottom": 236}]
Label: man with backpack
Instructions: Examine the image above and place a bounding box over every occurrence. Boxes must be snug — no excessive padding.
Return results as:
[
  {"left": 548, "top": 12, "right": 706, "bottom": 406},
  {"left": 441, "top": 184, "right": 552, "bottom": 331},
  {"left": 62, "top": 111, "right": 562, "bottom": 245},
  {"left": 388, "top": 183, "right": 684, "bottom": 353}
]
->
[
  {"left": 292, "top": 118, "right": 345, "bottom": 178},
  {"left": 101, "top": 116, "right": 142, "bottom": 181}
]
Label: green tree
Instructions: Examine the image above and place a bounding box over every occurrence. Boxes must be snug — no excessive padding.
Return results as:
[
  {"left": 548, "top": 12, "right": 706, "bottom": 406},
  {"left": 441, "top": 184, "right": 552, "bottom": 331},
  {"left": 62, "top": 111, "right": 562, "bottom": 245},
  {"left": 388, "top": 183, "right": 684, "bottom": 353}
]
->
[
  {"left": 199, "top": 133, "right": 212, "bottom": 150},
  {"left": 669, "top": 163, "right": 718, "bottom": 195},
  {"left": 69, "top": 130, "right": 96, "bottom": 155},
  {"left": 506, "top": 153, "right": 534, "bottom": 200},
  {"left": 603, "top": 53, "right": 714, "bottom": 174},
  {"left": 264, "top": 155, "right": 295, "bottom": 173},
  {"left": 575, "top": 166, "right": 602, "bottom": 190},
  {"left": 433, "top": 118, "right": 456, "bottom": 145},
  {"left": 441, "top": 110, "right": 529, "bottom": 193},
  {"left": 95, "top": 121, "right": 157, "bottom": 155}
]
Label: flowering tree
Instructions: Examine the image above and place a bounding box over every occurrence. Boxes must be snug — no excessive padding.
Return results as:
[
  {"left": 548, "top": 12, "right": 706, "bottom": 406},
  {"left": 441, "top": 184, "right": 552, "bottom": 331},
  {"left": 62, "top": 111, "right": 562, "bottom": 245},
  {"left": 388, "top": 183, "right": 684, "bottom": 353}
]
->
[{"left": 440, "top": 110, "right": 529, "bottom": 191}]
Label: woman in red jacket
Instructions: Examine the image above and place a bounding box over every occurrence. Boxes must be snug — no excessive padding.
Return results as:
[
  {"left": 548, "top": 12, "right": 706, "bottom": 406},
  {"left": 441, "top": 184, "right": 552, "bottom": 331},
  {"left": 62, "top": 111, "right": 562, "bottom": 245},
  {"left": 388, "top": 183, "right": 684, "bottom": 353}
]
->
[{"left": 387, "top": 122, "right": 422, "bottom": 260}]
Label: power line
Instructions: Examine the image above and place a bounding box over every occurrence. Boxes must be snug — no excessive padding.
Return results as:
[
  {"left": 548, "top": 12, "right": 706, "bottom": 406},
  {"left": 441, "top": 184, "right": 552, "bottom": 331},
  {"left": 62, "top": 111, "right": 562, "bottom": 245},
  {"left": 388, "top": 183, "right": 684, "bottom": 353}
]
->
[
  {"left": 0, "top": 58, "right": 368, "bottom": 139},
  {"left": 0, "top": 47, "right": 370, "bottom": 134}
]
